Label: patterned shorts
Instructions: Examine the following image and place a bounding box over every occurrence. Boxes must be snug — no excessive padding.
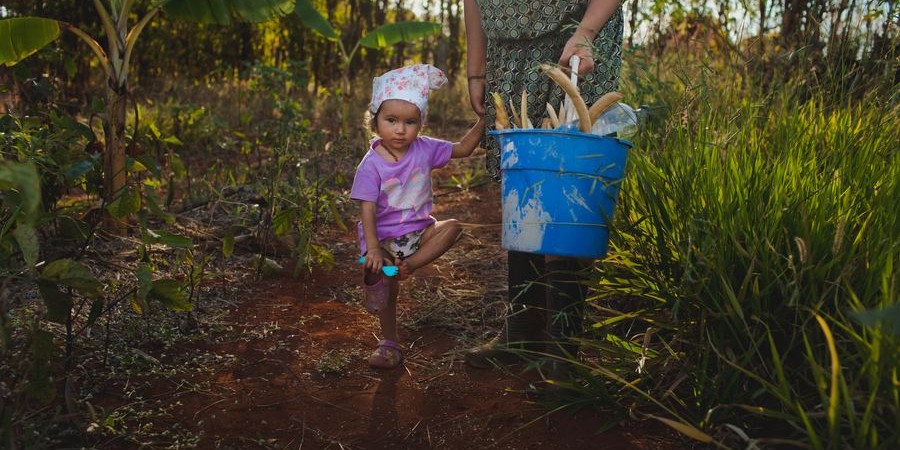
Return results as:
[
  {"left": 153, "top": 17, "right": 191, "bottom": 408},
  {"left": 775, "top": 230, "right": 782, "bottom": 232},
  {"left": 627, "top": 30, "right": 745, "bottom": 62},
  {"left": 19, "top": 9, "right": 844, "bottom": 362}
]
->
[{"left": 381, "top": 229, "right": 426, "bottom": 261}]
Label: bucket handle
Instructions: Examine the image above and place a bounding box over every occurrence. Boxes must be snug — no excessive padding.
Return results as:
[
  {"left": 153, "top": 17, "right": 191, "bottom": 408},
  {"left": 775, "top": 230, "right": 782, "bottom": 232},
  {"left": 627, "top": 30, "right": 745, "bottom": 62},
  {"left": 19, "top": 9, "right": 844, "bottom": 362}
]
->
[
  {"left": 562, "top": 55, "right": 581, "bottom": 123},
  {"left": 540, "top": 59, "right": 592, "bottom": 131}
]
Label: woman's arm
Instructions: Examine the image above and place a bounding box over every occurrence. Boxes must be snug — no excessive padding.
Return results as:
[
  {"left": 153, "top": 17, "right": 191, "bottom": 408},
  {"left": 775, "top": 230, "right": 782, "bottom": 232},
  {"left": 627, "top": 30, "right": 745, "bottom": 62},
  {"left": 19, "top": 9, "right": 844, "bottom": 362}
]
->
[
  {"left": 464, "top": 0, "right": 487, "bottom": 116},
  {"left": 451, "top": 117, "right": 486, "bottom": 158},
  {"left": 360, "top": 200, "right": 385, "bottom": 273},
  {"left": 559, "top": 0, "right": 622, "bottom": 75}
]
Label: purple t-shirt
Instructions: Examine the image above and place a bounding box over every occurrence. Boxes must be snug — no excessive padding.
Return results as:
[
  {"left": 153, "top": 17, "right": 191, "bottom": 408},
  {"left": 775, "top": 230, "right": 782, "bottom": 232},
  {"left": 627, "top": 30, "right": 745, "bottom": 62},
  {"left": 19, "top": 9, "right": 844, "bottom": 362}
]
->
[{"left": 350, "top": 135, "right": 453, "bottom": 255}]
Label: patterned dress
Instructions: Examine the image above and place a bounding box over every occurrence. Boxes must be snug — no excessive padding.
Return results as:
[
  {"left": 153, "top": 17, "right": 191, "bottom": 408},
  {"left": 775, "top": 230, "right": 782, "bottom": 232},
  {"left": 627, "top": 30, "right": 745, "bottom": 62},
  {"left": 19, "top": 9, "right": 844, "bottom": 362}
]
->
[{"left": 476, "top": 0, "right": 624, "bottom": 180}]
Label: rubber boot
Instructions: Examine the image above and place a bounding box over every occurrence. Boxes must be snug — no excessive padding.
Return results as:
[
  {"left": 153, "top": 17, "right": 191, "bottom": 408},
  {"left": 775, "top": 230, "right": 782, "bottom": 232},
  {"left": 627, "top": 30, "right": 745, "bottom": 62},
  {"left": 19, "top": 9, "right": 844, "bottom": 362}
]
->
[
  {"left": 465, "top": 251, "right": 546, "bottom": 368},
  {"left": 544, "top": 259, "right": 587, "bottom": 383}
]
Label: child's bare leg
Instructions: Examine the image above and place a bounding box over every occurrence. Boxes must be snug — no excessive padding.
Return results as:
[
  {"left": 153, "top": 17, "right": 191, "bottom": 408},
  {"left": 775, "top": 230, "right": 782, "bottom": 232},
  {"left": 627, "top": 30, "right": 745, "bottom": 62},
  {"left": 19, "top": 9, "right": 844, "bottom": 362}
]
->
[
  {"left": 376, "top": 276, "right": 400, "bottom": 342},
  {"left": 368, "top": 276, "right": 404, "bottom": 369},
  {"left": 401, "top": 219, "right": 462, "bottom": 274}
]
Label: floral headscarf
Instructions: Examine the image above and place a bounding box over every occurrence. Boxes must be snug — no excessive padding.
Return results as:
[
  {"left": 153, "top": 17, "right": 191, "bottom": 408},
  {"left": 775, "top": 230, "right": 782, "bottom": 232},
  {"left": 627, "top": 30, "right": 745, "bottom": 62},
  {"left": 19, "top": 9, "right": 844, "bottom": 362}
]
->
[{"left": 370, "top": 64, "right": 447, "bottom": 119}]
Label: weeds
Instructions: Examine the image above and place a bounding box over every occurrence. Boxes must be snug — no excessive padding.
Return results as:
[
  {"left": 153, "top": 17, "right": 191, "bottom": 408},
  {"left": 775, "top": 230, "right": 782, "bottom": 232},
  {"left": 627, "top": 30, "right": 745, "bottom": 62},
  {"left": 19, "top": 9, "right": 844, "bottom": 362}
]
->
[
  {"left": 576, "top": 48, "right": 899, "bottom": 448},
  {"left": 315, "top": 349, "right": 359, "bottom": 376}
]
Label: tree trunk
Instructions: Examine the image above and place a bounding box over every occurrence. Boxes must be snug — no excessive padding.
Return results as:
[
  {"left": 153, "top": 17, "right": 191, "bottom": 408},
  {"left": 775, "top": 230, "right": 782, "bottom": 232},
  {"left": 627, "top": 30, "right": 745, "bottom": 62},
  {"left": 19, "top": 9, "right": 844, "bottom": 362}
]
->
[
  {"left": 628, "top": 0, "right": 638, "bottom": 48},
  {"left": 340, "top": 66, "right": 352, "bottom": 135},
  {"left": 781, "top": 0, "right": 806, "bottom": 49},
  {"left": 758, "top": 0, "right": 767, "bottom": 37},
  {"left": 829, "top": 0, "right": 850, "bottom": 50},
  {"left": 393, "top": 0, "right": 407, "bottom": 66},
  {"left": 103, "top": 83, "right": 127, "bottom": 232}
]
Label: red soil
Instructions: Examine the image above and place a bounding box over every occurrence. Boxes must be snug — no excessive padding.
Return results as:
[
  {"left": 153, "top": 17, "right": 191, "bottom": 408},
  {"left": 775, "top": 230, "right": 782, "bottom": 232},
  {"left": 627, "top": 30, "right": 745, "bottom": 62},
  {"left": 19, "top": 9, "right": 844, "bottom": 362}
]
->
[{"left": 91, "top": 156, "right": 680, "bottom": 450}]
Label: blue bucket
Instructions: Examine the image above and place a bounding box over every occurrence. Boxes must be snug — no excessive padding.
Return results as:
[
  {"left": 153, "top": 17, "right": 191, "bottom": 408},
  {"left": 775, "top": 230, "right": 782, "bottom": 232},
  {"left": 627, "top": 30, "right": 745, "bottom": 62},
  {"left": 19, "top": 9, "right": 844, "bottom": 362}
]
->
[{"left": 490, "top": 128, "right": 631, "bottom": 258}]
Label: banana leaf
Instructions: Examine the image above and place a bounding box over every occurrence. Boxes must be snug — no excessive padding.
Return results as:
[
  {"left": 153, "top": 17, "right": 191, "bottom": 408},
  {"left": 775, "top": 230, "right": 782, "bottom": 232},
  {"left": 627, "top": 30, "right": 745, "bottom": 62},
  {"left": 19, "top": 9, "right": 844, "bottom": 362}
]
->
[
  {"left": 0, "top": 17, "right": 60, "bottom": 66},
  {"left": 163, "top": 0, "right": 294, "bottom": 25},
  {"left": 359, "top": 21, "right": 441, "bottom": 49},
  {"left": 294, "top": 0, "right": 338, "bottom": 40}
]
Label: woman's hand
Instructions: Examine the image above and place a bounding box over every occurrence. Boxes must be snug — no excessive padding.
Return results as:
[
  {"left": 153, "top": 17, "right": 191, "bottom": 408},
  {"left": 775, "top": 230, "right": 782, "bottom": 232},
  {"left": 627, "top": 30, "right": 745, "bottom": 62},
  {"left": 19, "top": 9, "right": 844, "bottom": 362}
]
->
[
  {"left": 468, "top": 77, "right": 486, "bottom": 117},
  {"left": 559, "top": 27, "right": 596, "bottom": 76},
  {"left": 559, "top": 0, "right": 621, "bottom": 76}
]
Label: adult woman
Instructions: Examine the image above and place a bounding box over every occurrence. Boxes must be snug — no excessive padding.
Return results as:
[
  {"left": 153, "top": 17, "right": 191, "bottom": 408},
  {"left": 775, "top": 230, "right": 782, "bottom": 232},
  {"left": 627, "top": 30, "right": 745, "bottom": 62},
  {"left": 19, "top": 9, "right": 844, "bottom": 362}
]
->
[{"left": 463, "top": 0, "right": 624, "bottom": 370}]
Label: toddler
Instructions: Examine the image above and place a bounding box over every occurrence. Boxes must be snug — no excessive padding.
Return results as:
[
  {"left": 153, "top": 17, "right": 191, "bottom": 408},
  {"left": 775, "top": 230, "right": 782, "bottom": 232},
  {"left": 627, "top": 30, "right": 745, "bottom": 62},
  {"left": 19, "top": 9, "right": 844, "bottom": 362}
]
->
[{"left": 350, "top": 64, "right": 485, "bottom": 369}]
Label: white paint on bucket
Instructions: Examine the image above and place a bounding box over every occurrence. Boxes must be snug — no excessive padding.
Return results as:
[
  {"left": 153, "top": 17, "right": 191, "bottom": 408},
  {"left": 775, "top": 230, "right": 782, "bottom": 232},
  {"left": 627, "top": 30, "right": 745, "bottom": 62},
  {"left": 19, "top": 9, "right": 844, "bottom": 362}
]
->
[
  {"left": 502, "top": 186, "right": 551, "bottom": 252},
  {"left": 544, "top": 143, "right": 559, "bottom": 163},
  {"left": 502, "top": 140, "right": 519, "bottom": 167}
]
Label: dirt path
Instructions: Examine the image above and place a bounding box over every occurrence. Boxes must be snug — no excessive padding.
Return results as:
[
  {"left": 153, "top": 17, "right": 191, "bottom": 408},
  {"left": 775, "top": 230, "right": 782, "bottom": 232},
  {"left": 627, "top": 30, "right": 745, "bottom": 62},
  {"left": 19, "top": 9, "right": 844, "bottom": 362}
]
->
[{"left": 91, "top": 154, "right": 677, "bottom": 449}]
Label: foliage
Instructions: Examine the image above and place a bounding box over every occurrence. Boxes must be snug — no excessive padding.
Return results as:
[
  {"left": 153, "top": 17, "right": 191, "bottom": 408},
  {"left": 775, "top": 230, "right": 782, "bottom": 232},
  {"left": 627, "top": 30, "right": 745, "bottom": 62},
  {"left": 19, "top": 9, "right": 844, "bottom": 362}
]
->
[
  {"left": 295, "top": 0, "right": 441, "bottom": 61},
  {"left": 0, "top": 17, "right": 61, "bottom": 66},
  {"left": 0, "top": 0, "right": 299, "bottom": 232},
  {"left": 0, "top": 106, "right": 99, "bottom": 217},
  {"left": 0, "top": 107, "right": 204, "bottom": 448},
  {"left": 293, "top": 0, "right": 441, "bottom": 131},
  {"left": 239, "top": 61, "right": 339, "bottom": 275},
  {"left": 579, "top": 47, "right": 899, "bottom": 448}
]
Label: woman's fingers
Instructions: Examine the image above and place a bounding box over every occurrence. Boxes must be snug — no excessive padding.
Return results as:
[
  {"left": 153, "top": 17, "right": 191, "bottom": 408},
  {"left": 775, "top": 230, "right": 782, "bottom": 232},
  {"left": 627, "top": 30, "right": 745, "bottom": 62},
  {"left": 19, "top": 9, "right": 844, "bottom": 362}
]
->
[
  {"left": 559, "top": 37, "right": 595, "bottom": 76},
  {"left": 577, "top": 56, "right": 595, "bottom": 75}
]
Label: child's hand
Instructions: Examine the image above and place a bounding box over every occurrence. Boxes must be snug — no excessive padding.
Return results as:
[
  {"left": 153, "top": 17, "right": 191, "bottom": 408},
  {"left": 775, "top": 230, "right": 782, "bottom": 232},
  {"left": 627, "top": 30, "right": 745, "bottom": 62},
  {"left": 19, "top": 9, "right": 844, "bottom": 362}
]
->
[{"left": 364, "top": 248, "right": 387, "bottom": 275}]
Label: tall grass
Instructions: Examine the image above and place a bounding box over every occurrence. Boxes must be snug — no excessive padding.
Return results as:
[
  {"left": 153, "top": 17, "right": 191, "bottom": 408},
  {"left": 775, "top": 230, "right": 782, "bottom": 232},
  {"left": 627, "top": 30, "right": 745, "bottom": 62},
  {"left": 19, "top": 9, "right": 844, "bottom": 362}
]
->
[{"left": 583, "top": 50, "right": 899, "bottom": 448}]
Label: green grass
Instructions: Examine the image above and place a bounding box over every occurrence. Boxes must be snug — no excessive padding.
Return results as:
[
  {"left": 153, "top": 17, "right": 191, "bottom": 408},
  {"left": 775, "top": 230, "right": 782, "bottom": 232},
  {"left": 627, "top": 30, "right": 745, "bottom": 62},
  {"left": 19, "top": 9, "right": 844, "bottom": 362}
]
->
[{"left": 579, "top": 50, "right": 899, "bottom": 448}]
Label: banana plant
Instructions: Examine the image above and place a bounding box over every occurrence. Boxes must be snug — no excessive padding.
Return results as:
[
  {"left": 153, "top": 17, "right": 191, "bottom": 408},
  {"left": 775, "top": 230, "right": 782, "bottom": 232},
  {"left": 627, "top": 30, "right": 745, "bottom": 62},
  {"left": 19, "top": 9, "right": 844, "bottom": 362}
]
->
[
  {"left": 293, "top": 0, "right": 441, "bottom": 130},
  {"left": 0, "top": 0, "right": 294, "bottom": 231},
  {"left": 0, "top": 0, "right": 440, "bottom": 223}
]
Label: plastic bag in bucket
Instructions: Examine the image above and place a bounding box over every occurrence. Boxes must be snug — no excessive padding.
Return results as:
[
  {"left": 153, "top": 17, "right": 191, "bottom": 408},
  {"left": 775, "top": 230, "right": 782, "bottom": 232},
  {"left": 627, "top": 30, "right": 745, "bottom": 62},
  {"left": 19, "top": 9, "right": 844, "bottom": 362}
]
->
[{"left": 490, "top": 128, "right": 631, "bottom": 259}]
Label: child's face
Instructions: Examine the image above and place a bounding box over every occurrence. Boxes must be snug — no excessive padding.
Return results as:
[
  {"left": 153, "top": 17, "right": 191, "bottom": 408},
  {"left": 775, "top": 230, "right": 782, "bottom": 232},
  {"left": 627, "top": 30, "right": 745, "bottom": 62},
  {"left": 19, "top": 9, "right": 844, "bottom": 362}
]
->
[{"left": 375, "top": 99, "right": 422, "bottom": 152}]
